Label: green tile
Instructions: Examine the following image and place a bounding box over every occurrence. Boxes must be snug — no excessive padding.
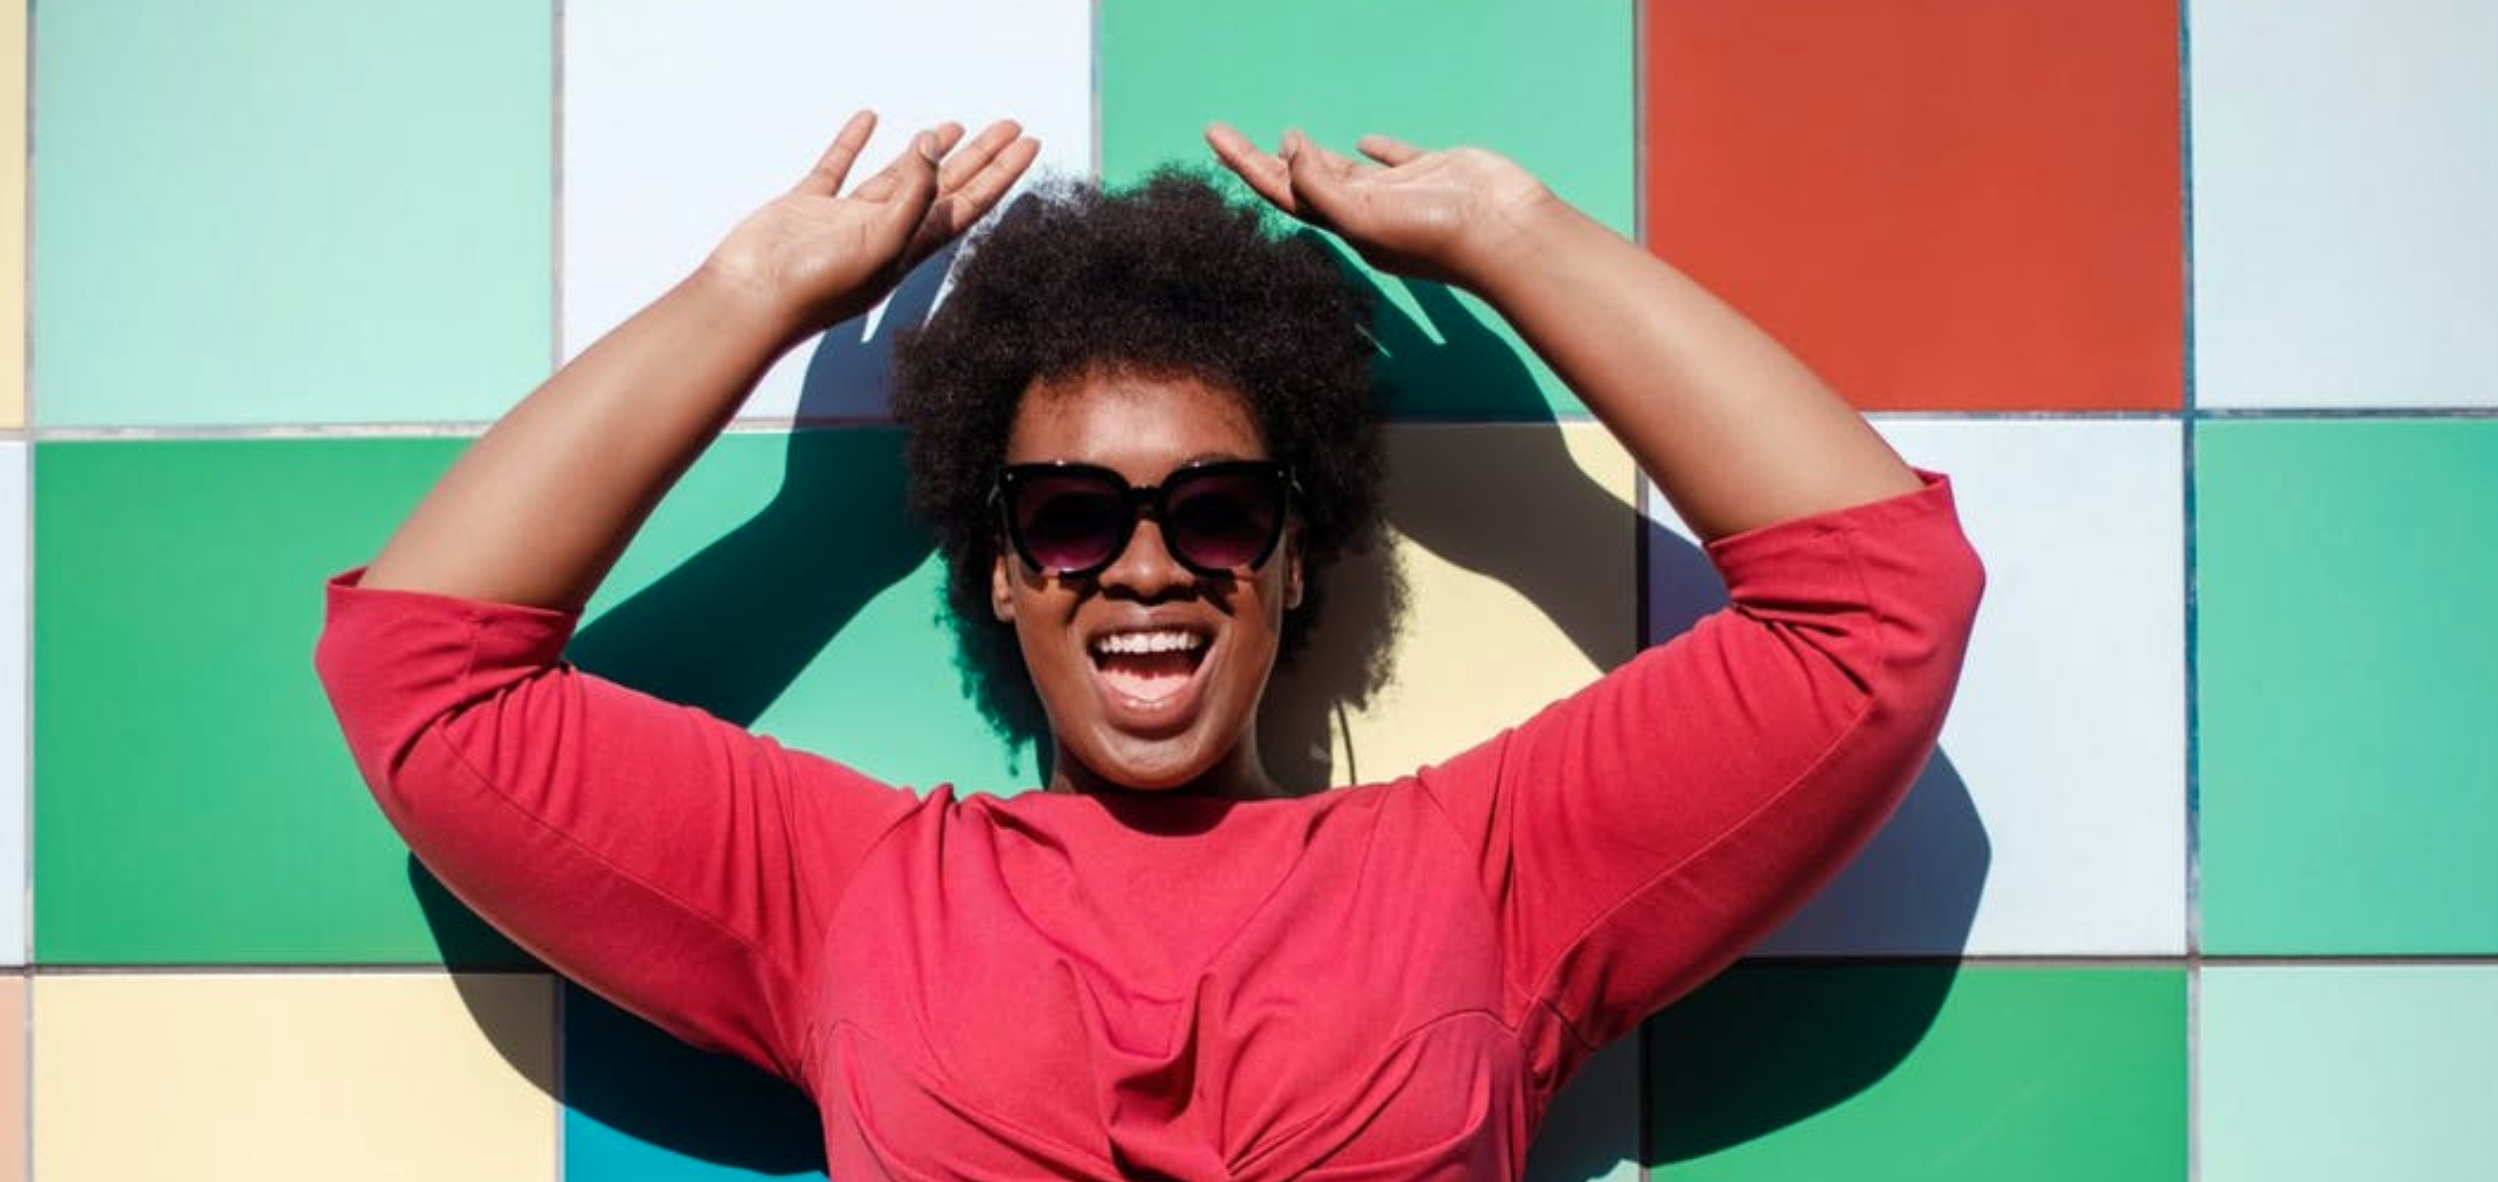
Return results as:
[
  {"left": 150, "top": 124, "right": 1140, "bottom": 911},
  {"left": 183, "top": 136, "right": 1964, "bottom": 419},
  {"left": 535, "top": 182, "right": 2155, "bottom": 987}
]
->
[
  {"left": 32, "top": 1, "right": 550, "bottom": 426},
  {"left": 1646, "top": 965, "right": 2185, "bottom": 1180},
  {"left": 2197, "top": 419, "right": 2498, "bottom": 954},
  {"left": 35, "top": 433, "right": 1024, "bottom": 964},
  {"left": 1098, "top": 0, "right": 1634, "bottom": 420},
  {"left": 2203, "top": 965, "right": 2498, "bottom": 1182}
]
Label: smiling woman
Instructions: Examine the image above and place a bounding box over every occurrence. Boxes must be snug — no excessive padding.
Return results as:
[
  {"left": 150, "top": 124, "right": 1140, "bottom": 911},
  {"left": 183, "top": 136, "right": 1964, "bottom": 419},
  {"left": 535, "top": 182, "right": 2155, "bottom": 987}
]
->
[{"left": 314, "top": 110, "right": 1982, "bottom": 1180}]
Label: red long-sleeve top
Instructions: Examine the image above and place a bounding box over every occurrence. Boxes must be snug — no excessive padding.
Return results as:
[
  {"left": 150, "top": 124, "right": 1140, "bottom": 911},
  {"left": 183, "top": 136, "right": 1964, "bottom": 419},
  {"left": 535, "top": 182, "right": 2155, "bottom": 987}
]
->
[{"left": 315, "top": 473, "right": 1981, "bottom": 1181}]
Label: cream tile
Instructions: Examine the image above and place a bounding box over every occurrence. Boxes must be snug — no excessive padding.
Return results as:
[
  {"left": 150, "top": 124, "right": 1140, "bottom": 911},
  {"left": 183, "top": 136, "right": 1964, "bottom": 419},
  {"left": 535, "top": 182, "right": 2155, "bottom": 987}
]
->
[
  {"left": 1268, "top": 423, "right": 1639, "bottom": 788},
  {"left": 0, "top": 976, "right": 21, "bottom": 1182},
  {"left": 562, "top": 0, "right": 1093, "bottom": 421},
  {"left": 34, "top": 973, "right": 556, "bottom": 1181}
]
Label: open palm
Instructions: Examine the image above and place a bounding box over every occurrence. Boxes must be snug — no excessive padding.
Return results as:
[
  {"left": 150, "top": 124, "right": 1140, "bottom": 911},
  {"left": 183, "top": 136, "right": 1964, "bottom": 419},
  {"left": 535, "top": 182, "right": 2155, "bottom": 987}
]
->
[
  {"left": 709, "top": 112, "right": 1038, "bottom": 339},
  {"left": 1206, "top": 124, "right": 1553, "bottom": 288}
]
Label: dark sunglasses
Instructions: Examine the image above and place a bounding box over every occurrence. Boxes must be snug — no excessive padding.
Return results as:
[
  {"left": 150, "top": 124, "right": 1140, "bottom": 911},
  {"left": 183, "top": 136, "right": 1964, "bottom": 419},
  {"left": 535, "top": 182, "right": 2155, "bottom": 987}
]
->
[{"left": 995, "top": 460, "right": 1293, "bottom": 579}]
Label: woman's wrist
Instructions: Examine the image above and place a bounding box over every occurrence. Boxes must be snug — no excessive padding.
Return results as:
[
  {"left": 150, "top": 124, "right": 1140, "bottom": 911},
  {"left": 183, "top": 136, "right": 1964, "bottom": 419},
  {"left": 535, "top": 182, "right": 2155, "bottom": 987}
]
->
[{"left": 678, "top": 260, "right": 824, "bottom": 360}]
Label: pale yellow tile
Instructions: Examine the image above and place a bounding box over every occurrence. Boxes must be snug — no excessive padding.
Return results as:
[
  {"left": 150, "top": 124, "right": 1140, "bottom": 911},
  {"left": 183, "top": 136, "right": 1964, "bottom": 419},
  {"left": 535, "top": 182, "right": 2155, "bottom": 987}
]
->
[
  {"left": 34, "top": 973, "right": 555, "bottom": 1182},
  {"left": 0, "top": 975, "right": 23, "bottom": 1182},
  {"left": 0, "top": 1, "right": 20, "bottom": 427},
  {"left": 1267, "top": 423, "right": 1639, "bottom": 787}
]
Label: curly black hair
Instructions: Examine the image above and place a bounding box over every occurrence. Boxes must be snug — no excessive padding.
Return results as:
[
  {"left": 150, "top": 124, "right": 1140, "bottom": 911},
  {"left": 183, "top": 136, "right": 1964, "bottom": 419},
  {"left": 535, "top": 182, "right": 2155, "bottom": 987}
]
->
[{"left": 891, "top": 169, "right": 1387, "bottom": 742}]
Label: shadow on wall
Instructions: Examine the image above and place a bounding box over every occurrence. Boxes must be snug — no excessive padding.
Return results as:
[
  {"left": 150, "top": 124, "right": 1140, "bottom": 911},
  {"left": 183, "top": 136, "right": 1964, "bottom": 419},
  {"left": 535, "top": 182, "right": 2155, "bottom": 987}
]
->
[{"left": 413, "top": 249, "right": 1988, "bottom": 1179}]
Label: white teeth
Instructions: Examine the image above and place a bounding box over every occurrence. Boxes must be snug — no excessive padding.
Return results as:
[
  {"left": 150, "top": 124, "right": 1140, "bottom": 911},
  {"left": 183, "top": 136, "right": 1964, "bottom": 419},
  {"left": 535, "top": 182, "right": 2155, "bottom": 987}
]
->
[{"left": 1092, "top": 630, "right": 1206, "bottom": 656}]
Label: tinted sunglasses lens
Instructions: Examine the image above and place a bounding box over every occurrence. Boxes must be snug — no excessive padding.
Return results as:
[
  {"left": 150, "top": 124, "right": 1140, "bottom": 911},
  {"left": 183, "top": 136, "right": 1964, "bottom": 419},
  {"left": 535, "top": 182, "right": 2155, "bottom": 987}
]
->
[
  {"left": 1012, "top": 473, "right": 1128, "bottom": 573},
  {"left": 1165, "top": 469, "right": 1283, "bottom": 570}
]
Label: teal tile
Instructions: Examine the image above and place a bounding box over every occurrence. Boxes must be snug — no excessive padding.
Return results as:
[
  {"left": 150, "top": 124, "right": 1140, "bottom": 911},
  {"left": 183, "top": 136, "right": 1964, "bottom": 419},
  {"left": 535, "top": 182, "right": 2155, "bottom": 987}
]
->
[
  {"left": 36, "top": 438, "right": 519, "bottom": 963},
  {"left": 1098, "top": 0, "right": 1634, "bottom": 420},
  {"left": 562, "top": 984, "right": 823, "bottom": 1181},
  {"left": 2204, "top": 965, "right": 2498, "bottom": 1182},
  {"left": 33, "top": 1, "right": 551, "bottom": 426},
  {"left": 2197, "top": 419, "right": 2498, "bottom": 954},
  {"left": 35, "top": 432, "right": 1023, "bottom": 964},
  {"left": 1647, "top": 965, "right": 2186, "bottom": 1180}
]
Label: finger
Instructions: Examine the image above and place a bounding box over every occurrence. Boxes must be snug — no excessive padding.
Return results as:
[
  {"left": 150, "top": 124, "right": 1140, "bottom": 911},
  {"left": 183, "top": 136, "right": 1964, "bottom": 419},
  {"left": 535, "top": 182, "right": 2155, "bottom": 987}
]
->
[
  {"left": 1205, "top": 121, "right": 1298, "bottom": 214},
  {"left": 910, "top": 133, "right": 1041, "bottom": 260},
  {"left": 936, "top": 119, "right": 1025, "bottom": 194},
  {"left": 1355, "top": 133, "right": 1429, "bottom": 167},
  {"left": 849, "top": 127, "right": 947, "bottom": 204},
  {"left": 791, "top": 110, "right": 879, "bottom": 196}
]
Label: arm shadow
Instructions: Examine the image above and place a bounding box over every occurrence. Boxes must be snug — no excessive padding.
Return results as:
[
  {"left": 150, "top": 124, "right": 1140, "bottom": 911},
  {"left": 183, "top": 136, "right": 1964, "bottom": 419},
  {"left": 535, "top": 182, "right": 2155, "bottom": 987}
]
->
[{"left": 1267, "top": 257, "right": 1991, "bottom": 1179}]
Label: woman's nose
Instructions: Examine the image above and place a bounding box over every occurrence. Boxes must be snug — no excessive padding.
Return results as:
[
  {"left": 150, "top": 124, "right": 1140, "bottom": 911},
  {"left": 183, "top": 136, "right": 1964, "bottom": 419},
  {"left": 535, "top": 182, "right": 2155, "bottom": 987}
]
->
[{"left": 1096, "top": 517, "right": 1194, "bottom": 598}]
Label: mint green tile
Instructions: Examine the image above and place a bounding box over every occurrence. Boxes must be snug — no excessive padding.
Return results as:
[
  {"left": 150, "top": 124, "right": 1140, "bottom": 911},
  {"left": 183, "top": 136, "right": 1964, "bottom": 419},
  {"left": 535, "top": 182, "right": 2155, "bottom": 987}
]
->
[
  {"left": 2204, "top": 965, "right": 2498, "bottom": 1182},
  {"left": 1098, "top": 0, "right": 1634, "bottom": 420},
  {"left": 1647, "top": 965, "right": 2185, "bottom": 1180},
  {"left": 2197, "top": 419, "right": 2498, "bottom": 954},
  {"left": 33, "top": 1, "right": 550, "bottom": 426},
  {"left": 36, "top": 433, "right": 1023, "bottom": 964}
]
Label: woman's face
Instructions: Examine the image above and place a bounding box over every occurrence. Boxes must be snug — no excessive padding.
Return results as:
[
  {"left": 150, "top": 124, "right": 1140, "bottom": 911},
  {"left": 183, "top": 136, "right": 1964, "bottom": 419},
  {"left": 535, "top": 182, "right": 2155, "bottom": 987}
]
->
[{"left": 991, "top": 368, "right": 1301, "bottom": 797}]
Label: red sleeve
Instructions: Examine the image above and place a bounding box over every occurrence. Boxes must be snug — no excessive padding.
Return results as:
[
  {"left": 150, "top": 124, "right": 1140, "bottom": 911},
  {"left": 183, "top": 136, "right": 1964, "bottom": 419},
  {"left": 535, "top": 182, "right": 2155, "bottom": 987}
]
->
[
  {"left": 313, "top": 573, "right": 921, "bottom": 1083},
  {"left": 1415, "top": 472, "right": 1984, "bottom": 1054}
]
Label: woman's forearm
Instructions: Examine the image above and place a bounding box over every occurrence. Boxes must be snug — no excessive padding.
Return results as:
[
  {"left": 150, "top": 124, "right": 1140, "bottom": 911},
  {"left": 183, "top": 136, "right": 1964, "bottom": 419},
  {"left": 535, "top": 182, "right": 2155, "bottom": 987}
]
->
[
  {"left": 359, "top": 266, "right": 801, "bottom": 609},
  {"left": 359, "top": 116, "right": 1034, "bottom": 611},
  {"left": 1462, "top": 197, "right": 1920, "bottom": 543}
]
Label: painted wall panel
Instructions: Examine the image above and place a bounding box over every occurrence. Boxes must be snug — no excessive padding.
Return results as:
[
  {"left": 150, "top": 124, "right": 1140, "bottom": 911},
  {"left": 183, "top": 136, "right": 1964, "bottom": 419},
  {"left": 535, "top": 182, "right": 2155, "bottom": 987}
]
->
[
  {"left": 1100, "top": 0, "right": 1635, "bottom": 420},
  {"left": 2198, "top": 419, "right": 2498, "bottom": 954},
  {"left": 1648, "top": 965, "right": 2187, "bottom": 1180},
  {"left": 34, "top": 432, "right": 1028, "bottom": 965},
  {"left": 30, "top": 0, "right": 551, "bottom": 427},
  {"left": 33, "top": 437, "right": 523, "bottom": 964},
  {"left": 1645, "top": 0, "right": 2184, "bottom": 412},
  {"left": 561, "top": 0, "right": 1093, "bottom": 422},
  {"left": 0, "top": 976, "right": 21, "bottom": 1182},
  {"left": 1271, "top": 423, "right": 1638, "bottom": 790},
  {"left": 2203, "top": 965, "right": 2498, "bottom": 1182},
  {"left": 1, "top": 0, "right": 23, "bottom": 427},
  {"left": 1647, "top": 422, "right": 2187, "bottom": 956},
  {"left": 0, "top": 445, "right": 22, "bottom": 965},
  {"left": 2192, "top": 0, "right": 2498, "bottom": 409},
  {"left": 32, "top": 972, "right": 556, "bottom": 1181}
]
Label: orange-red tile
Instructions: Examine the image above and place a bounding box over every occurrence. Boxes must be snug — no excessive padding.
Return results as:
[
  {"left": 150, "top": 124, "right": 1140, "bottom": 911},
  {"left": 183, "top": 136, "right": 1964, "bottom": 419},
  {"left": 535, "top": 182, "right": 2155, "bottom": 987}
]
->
[{"left": 1645, "top": 0, "right": 2183, "bottom": 411}]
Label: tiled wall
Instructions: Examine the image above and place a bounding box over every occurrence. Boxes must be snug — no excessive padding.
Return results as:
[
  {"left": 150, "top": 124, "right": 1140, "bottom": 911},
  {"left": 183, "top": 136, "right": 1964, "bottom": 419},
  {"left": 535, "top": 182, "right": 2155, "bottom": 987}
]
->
[{"left": 16, "top": 2, "right": 2495, "bottom": 1179}]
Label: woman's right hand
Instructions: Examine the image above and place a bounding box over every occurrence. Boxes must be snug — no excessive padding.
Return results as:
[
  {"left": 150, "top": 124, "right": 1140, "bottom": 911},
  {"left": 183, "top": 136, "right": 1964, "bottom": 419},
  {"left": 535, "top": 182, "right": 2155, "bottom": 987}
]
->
[{"left": 704, "top": 112, "right": 1040, "bottom": 344}]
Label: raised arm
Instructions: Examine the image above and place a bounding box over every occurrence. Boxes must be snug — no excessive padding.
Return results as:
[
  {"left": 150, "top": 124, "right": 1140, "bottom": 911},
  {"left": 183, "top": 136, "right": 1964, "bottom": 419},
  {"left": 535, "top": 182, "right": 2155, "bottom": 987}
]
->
[
  {"left": 364, "top": 112, "right": 1039, "bottom": 607},
  {"left": 1205, "top": 125, "right": 1914, "bottom": 540}
]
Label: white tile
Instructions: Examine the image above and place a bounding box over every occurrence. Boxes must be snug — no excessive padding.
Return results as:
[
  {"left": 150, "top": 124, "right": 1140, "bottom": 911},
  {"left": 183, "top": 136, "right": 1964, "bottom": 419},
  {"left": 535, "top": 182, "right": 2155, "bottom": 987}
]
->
[
  {"left": 562, "top": 0, "right": 1094, "bottom": 420},
  {"left": 1646, "top": 421, "right": 2188, "bottom": 955},
  {"left": 0, "top": 444, "right": 20, "bottom": 965},
  {"left": 2191, "top": 0, "right": 2498, "bottom": 409}
]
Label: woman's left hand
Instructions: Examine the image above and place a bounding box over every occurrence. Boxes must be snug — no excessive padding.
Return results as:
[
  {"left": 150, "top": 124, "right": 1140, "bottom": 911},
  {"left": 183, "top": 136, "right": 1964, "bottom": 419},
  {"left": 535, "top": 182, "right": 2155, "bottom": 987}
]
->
[{"left": 1205, "top": 123, "right": 1560, "bottom": 289}]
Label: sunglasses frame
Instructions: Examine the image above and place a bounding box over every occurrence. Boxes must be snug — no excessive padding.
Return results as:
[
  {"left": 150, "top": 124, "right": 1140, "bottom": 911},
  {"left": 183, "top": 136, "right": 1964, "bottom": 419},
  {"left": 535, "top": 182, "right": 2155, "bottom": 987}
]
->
[{"left": 993, "top": 459, "right": 1294, "bottom": 580}]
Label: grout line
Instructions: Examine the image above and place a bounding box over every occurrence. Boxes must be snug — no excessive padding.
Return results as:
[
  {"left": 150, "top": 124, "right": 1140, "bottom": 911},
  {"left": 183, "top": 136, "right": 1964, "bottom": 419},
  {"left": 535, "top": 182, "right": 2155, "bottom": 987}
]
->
[
  {"left": 551, "top": 0, "right": 568, "bottom": 377},
  {"left": 1089, "top": 0, "right": 1103, "bottom": 184},
  {"left": 2179, "top": 1, "right": 2202, "bottom": 1169},
  {"left": 23, "top": 962, "right": 559, "bottom": 975},
  {"left": 19, "top": 406, "right": 2498, "bottom": 442},
  {"left": 550, "top": 8, "right": 569, "bottom": 1176},
  {"left": 1629, "top": 3, "right": 1651, "bottom": 1172}
]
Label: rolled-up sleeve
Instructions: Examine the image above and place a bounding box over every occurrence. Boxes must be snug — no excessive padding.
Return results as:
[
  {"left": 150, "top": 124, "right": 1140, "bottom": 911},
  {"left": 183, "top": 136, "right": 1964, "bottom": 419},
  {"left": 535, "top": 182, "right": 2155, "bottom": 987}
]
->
[
  {"left": 1417, "top": 473, "right": 1985, "bottom": 1055},
  {"left": 315, "top": 574, "right": 920, "bottom": 1083}
]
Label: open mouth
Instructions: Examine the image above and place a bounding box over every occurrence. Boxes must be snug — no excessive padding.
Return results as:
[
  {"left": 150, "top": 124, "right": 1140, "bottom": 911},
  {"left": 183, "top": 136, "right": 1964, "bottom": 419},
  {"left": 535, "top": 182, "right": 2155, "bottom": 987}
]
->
[{"left": 1089, "top": 628, "right": 1211, "bottom": 707}]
